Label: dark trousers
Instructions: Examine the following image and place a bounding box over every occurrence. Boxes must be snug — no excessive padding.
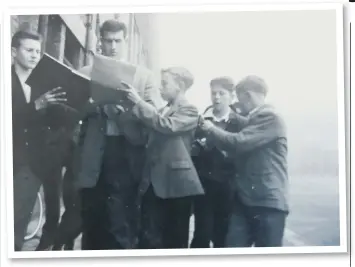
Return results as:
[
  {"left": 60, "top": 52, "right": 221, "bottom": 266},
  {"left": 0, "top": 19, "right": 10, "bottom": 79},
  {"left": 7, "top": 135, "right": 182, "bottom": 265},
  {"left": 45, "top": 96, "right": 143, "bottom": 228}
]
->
[
  {"left": 226, "top": 193, "right": 287, "bottom": 247},
  {"left": 138, "top": 186, "right": 192, "bottom": 249},
  {"left": 190, "top": 178, "right": 233, "bottom": 248},
  {"left": 40, "top": 168, "right": 62, "bottom": 235},
  {"left": 13, "top": 166, "right": 41, "bottom": 251},
  {"left": 52, "top": 152, "right": 82, "bottom": 250},
  {"left": 13, "top": 163, "right": 62, "bottom": 251},
  {"left": 34, "top": 154, "right": 64, "bottom": 250},
  {"left": 81, "top": 136, "right": 140, "bottom": 250}
]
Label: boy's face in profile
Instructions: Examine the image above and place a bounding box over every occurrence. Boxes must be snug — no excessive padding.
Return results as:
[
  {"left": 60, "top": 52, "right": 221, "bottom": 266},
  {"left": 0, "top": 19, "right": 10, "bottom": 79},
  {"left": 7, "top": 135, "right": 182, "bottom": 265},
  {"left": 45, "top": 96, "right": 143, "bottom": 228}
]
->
[
  {"left": 236, "top": 89, "right": 255, "bottom": 114},
  {"left": 211, "top": 85, "right": 232, "bottom": 112},
  {"left": 160, "top": 72, "right": 182, "bottom": 102}
]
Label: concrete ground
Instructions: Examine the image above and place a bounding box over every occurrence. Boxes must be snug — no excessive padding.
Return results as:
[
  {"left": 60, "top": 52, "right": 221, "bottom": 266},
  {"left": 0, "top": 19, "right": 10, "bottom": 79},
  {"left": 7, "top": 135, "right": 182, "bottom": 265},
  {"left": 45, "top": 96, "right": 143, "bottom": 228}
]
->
[{"left": 21, "top": 174, "right": 341, "bottom": 251}]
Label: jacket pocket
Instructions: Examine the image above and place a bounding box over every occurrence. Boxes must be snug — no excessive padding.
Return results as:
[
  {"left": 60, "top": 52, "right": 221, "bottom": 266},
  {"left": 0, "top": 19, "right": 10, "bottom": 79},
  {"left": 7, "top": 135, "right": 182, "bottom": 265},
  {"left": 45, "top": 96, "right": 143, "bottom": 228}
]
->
[{"left": 170, "top": 160, "right": 191, "bottom": 169}]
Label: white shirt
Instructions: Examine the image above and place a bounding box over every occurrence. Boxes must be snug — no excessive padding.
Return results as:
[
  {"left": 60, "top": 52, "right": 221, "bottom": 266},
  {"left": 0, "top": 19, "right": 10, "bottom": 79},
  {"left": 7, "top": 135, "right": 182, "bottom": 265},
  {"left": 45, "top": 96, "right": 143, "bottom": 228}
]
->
[
  {"left": 15, "top": 67, "right": 31, "bottom": 103},
  {"left": 104, "top": 105, "right": 122, "bottom": 136},
  {"left": 18, "top": 76, "right": 31, "bottom": 104},
  {"left": 105, "top": 57, "right": 130, "bottom": 136},
  {"left": 203, "top": 107, "right": 230, "bottom": 122},
  {"left": 202, "top": 107, "right": 230, "bottom": 157},
  {"left": 22, "top": 82, "right": 31, "bottom": 103}
]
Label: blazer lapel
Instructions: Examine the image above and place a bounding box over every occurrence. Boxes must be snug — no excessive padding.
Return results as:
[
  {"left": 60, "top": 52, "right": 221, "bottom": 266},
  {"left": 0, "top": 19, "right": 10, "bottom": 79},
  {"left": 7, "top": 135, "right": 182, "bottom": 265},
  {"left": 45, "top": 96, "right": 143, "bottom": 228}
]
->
[
  {"left": 12, "top": 65, "right": 27, "bottom": 106},
  {"left": 146, "top": 95, "right": 186, "bottom": 149}
]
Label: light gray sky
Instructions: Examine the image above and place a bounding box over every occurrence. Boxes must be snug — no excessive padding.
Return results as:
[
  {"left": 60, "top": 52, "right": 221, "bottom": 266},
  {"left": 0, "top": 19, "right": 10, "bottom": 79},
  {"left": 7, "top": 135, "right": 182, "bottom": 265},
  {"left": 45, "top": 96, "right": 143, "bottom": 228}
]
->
[
  {"left": 155, "top": 11, "right": 337, "bottom": 118},
  {"left": 154, "top": 10, "right": 339, "bottom": 154},
  {"left": 155, "top": 11, "right": 338, "bottom": 172}
]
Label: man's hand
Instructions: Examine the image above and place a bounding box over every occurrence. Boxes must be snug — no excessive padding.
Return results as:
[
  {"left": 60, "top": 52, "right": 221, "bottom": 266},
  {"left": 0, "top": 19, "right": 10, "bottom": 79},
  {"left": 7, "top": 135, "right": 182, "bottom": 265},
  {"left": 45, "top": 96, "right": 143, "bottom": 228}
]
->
[
  {"left": 199, "top": 118, "right": 214, "bottom": 132},
  {"left": 196, "top": 137, "right": 207, "bottom": 148},
  {"left": 118, "top": 82, "right": 142, "bottom": 104},
  {"left": 34, "top": 87, "right": 67, "bottom": 110},
  {"left": 103, "top": 104, "right": 124, "bottom": 118}
]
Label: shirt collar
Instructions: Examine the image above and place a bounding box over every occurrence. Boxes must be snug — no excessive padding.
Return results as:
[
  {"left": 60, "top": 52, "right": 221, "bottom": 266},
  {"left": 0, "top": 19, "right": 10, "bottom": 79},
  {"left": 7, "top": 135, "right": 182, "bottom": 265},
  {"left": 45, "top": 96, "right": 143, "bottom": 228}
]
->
[{"left": 203, "top": 107, "right": 230, "bottom": 122}]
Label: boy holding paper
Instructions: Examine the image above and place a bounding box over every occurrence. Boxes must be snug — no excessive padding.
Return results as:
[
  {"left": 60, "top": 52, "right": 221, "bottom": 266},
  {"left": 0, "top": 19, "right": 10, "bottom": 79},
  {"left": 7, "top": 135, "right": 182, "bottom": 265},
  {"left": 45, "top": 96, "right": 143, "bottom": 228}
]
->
[
  {"left": 73, "top": 19, "right": 161, "bottom": 250},
  {"left": 120, "top": 67, "right": 204, "bottom": 249}
]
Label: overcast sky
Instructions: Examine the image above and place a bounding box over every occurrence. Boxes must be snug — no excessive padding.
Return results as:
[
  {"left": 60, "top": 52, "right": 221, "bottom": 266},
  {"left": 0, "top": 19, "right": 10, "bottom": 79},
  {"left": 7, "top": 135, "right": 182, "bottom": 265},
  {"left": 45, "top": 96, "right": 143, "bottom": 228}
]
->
[
  {"left": 154, "top": 10, "right": 340, "bottom": 153},
  {"left": 155, "top": 10, "right": 337, "bottom": 120}
]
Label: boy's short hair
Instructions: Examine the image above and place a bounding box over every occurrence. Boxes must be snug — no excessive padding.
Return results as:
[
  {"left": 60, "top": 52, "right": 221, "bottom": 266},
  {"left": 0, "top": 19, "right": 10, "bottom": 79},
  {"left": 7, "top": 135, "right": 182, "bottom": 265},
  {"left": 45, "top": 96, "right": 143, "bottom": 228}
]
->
[
  {"left": 100, "top": 19, "right": 127, "bottom": 38},
  {"left": 161, "top": 67, "right": 194, "bottom": 90},
  {"left": 210, "top": 76, "right": 235, "bottom": 92},
  {"left": 11, "top": 30, "right": 42, "bottom": 48},
  {"left": 235, "top": 75, "right": 268, "bottom": 96}
]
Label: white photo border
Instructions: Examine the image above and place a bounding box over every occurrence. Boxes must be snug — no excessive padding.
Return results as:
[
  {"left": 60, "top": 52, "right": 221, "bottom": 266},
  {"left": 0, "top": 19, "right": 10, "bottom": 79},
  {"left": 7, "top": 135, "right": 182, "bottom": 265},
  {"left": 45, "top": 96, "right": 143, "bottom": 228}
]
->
[{"left": 2, "top": 2, "right": 348, "bottom": 259}]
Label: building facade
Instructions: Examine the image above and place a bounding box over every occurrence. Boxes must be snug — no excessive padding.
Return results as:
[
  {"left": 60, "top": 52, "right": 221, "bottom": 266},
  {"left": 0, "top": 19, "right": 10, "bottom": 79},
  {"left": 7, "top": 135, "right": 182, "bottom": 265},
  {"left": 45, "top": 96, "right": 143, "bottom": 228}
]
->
[{"left": 10, "top": 13, "right": 157, "bottom": 73}]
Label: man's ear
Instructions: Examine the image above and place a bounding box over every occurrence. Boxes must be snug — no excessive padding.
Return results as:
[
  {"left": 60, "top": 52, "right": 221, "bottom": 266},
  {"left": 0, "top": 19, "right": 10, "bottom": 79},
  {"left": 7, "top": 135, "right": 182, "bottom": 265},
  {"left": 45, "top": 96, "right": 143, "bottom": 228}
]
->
[
  {"left": 11, "top": 47, "right": 17, "bottom": 58},
  {"left": 245, "top": 90, "right": 253, "bottom": 101}
]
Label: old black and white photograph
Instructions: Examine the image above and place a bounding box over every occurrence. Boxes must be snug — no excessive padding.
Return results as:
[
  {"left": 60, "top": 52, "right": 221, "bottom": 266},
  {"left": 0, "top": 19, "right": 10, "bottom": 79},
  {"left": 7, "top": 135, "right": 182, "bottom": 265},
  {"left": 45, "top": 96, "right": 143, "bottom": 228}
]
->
[{"left": 2, "top": 3, "right": 347, "bottom": 258}]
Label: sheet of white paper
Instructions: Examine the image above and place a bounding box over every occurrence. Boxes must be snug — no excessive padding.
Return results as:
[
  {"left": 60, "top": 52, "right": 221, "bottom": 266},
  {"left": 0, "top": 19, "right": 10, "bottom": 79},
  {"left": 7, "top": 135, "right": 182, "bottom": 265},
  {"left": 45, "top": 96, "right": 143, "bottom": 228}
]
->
[
  {"left": 90, "top": 53, "right": 137, "bottom": 89},
  {"left": 89, "top": 54, "right": 139, "bottom": 105}
]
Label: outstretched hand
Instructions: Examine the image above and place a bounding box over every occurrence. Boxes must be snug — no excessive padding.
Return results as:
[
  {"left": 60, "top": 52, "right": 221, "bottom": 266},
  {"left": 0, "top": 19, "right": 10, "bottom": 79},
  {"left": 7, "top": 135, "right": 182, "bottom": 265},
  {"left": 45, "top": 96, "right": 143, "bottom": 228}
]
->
[
  {"left": 34, "top": 87, "right": 67, "bottom": 110},
  {"left": 117, "top": 81, "right": 142, "bottom": 104}
]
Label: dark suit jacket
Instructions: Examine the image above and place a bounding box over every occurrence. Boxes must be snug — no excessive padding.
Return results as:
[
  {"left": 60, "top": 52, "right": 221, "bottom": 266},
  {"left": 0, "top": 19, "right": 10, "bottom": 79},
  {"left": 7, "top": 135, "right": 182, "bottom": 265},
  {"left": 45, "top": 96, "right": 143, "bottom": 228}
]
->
[
  {"left": 132, "top": 94, "right": 204, "bottom": 199},
  {"left": 12, "top": 65, "right": 73, "bottom": 177},
  {"left": 191, "top": 106, "right": 247, "bottom": 183},
  {"left": 73, "top": 65, "right": 161, "bottom": 189},
  {"left": 205, "top": 104, "right": 289, "bottom": 212}
]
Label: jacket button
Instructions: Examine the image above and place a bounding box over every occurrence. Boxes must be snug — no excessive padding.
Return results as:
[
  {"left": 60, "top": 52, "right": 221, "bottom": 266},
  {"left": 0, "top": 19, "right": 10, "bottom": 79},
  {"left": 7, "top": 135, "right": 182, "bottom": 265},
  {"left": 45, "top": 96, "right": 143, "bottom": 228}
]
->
[
  {"left": 24, "top": 129, "right": 27, "bottom": 133},
  {"left": 252, "top": 185, "right": 255, "bottom": 190}
]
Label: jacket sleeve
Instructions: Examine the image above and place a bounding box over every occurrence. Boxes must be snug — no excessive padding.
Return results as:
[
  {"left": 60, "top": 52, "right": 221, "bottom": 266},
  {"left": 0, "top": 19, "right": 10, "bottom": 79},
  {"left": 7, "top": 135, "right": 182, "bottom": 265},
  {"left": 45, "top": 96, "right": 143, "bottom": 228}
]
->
[
  {"left": 233, "top": 113, "right": 249, "bottom": 130},
  {"left": 142, "top": 71, "right": 161, "bottom": 108},
  {"left": 113, "top": 69, "right": 161, "bottom": 124},
  {"left": 206, "top": 112, "right": 286, "bottom": 154},
  {"left": 132, "top": 101, "right": 199, "bottom": 135}
]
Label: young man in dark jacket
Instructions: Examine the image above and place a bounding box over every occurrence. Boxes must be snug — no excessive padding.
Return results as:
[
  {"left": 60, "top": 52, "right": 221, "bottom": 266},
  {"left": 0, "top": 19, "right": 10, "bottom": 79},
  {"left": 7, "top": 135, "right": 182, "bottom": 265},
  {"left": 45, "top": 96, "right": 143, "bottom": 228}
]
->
[
  {"left": 11, "top": 30, "right": 69, "bottom": 251},
  {"left": 190, "top": 77, "right": 246, "bottom": 248},
  {"left": 199, "top": 75, "right": 288, "bottom": 247}
]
